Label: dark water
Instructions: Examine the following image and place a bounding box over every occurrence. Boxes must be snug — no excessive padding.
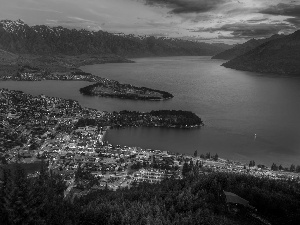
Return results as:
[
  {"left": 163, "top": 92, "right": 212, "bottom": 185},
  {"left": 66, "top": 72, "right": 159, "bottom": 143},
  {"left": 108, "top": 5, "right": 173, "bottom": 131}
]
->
[{"left": 1, "top": 56, "right": 300, "bottom": 166}]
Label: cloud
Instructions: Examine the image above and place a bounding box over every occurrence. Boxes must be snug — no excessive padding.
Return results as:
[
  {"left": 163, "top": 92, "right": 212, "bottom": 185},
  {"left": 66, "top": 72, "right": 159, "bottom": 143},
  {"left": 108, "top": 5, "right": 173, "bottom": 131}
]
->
[
  {"left": 149, "top": 32, "right": 170, "bottom": 37},
  {"left": 46, "top": 16, "right": 102, "bottom": 31},
  {"left": 259, "top": 3, "right": 300, "bottom": 18},
  {"left": 245, "top": 18, "right": 269, "bottom": 24},
  {"left": 67, "top": 16, "right": 97, "bottom": 23},
  {"left": 140, "top": 0, "right": 227, "bottom": 14},
  {"left": 259, "top": 3, "right": 300, "bottom": 28},
  {"left": 22, "top": 8, "right": 62, "bottom": 14},
  {"left": 192, "top": 22, "right": 294, "bottom": 39},
  {"left": 286, "top": 17, "right": 300, "bottom": 27}
]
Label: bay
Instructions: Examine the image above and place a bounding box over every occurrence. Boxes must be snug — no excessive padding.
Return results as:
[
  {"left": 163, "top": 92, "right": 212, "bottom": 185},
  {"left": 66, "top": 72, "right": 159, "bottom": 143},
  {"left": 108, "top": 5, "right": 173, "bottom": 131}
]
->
[{"left": 1, "top": 56, "right": 300, "bottom": 166}]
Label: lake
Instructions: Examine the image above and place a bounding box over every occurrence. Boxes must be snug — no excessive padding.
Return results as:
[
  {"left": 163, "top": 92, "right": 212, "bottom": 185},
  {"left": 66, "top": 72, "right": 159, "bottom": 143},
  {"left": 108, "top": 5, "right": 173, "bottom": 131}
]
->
[{"left": 1, "top": 56, "right": 300, "bottom": 166}]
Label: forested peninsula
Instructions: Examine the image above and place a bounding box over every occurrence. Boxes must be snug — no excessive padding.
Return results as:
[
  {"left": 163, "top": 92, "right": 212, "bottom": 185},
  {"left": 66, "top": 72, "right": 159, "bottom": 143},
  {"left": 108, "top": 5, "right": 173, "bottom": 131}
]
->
[{"left": 79, "top": 82, "right": 174, "bottom": 101}]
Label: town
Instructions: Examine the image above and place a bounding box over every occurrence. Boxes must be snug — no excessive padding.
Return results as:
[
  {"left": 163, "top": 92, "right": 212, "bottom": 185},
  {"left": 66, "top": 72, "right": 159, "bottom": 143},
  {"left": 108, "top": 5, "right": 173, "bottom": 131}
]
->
[{"left": 0, "top": 88, "right": 299, "bottom": 199}]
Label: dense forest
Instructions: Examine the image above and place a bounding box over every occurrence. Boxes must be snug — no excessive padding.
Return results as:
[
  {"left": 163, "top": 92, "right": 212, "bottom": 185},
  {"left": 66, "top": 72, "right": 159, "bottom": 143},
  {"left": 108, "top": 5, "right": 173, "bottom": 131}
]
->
[
  {"left": 74, "top": 110, "right": 203, "bottom": 129},
  {"left": 1, "top": 163, "right": 300, "bottom": 225}
]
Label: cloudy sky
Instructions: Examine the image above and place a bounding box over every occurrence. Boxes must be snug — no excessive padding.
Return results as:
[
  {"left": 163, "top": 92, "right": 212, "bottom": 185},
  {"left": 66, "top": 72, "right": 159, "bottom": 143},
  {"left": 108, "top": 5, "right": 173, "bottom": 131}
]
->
[{"left": 1, "top": 0, "right": 300, "bottom": 44}]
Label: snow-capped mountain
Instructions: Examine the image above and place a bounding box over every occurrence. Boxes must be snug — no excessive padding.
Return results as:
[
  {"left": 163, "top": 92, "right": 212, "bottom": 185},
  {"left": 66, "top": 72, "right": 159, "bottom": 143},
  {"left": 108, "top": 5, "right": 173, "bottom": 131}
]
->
[{"left": 0, "top": 19, "right": 230, "bottom": 56}]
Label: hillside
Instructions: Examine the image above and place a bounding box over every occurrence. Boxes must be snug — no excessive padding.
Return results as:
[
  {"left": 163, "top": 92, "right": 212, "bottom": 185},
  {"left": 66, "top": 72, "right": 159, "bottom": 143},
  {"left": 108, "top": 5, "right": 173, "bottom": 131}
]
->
[
  {"left": 1, "top": 163, "right": 300, "bottom": 225},
  {"left": 0, "top": 19, "right": 230, "bottom": 57},
  {"left": 222, "top": 30, "right": 300, "bottom": 76},
  {"left": 0, "top": 49, "right": 18, "bottom": 64},
  {"left": 0, "top": 53, "right": 132, "bottom": 79},
  {"left": 212, "top": 34, "right": 283, "bottom": 60}
]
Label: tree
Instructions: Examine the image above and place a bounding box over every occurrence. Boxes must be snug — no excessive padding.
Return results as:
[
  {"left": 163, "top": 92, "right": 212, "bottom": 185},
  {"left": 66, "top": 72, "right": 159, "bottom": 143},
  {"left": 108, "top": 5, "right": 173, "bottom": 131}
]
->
[
  {"left": 278, "top": 165, "right": 283, "bottom": 171},
  {"left": 213, "top": 153, "right": 218, "bottom": 161},
  {"left": 0, "top": 156, "right": 7, "bottom": 164},
  {"left": 271, "top": 163, "right": 278, "bottom": 171},
  {"left": 29, "top": 142, "right": 39, "bottom": 150},
  {"left": 189, "top": 160, "right": 194, "bottom": 167},
  {"left": 205, "top": 152, "right": 211, "bottom": 159},
  {"left": 193, "top": 150, "right": 197, "bottom": 157},
  {"left": 296, "top": 165, "right": 300, "bottom": 173},
  {"left": 75, "top": 164, "right": 84, "bottom": 181},
  {"left": 258, "top": 164, "right": 266, "bottom": 169},
  {"left": 4, "top": 164, "right": 31, "bottom": 224},
  {"left": 0, "top": 168, "right": 10, "bottom": 224},
  {"left": 131, "top": 162, "right": 142, "bottom": 170},
  {"left": 249, "top": 160, "right": 255, "bottom": 167},
  {"left": 182, "top": 162, "right": 190, "bottom": 177},
  {"left": 290, "top": 164, "right": 295, "bottom": 172}
]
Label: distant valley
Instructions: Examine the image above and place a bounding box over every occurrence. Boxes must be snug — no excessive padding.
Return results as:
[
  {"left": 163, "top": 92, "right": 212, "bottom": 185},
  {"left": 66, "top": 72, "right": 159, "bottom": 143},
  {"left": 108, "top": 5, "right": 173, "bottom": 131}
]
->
[{"left": 0, "top": 19, "right": 233, "bottom": 79}]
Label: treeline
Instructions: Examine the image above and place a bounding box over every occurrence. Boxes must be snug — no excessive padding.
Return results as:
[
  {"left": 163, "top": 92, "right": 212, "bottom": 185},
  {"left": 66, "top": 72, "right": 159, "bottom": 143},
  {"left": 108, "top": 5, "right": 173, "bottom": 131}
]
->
[
  {"left": 111, "top": 110, "right": 203, "bottom": 128},
  {"left": 1, "top": 163, "right": 300, "bottom": 224},
  {"left": 194, "top": 151, "right": 219, "bottom": 161},
  {"left": 0, "top": 162, "right": 77, "bottom": 225},
  {"left": 137, "top": 87, "right": 174, "bottom": 100},
  {"left": 150, "top": 110, "right": 198, "bottom": 117},
  {"left": 73, "top": 110, "right": 203, "bottom": 129},
  {"left": 149, "top": 110, "right": 203, "bottom": 127},
  {"left": 271, "top": 163, "right": 300, "bottom": 173},
  {"left": 75, "top": 118, "right": 98, "bottom": 128}
]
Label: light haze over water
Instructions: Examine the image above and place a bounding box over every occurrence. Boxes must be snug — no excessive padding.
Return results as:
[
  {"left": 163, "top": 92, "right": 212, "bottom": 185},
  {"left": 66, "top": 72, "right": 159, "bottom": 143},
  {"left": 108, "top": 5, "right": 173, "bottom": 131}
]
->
[{"left": 1, "top": 56, "right": 300, "bottom": 166}]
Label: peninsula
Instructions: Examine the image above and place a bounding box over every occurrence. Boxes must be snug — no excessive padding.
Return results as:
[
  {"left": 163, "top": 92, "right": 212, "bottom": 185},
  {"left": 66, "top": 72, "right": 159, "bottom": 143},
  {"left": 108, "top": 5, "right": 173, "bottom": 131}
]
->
[
  {"left": 221, "top": 30, "right": 300, "bottom": 76},
  {"left": 79, "top": 82, "right": 173, "bottom": 101},
  {"left": 0, "top": 20, "right": 230, "bottom": 101},
  {"left": 0, "top": 66, "right": 174, "bottom": 101},
  {"left": 0, "top": 88, "right": 201, "bottom": 155}
]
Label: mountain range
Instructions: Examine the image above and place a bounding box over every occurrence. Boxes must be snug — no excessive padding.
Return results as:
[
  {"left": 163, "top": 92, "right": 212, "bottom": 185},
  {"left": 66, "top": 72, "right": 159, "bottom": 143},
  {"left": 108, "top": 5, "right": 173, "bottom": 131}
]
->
[
  {"left": 0, "top": 19, "right": 230, "bottom": 58},
  {"left": 2, "top": 19, "right": 299, "bottom": 77},
  {"left": 0, "top": 19, "right": 232, "bottom": 77},
  {"left": 222, "top": 30, "right": 300, "bottom": 76}
]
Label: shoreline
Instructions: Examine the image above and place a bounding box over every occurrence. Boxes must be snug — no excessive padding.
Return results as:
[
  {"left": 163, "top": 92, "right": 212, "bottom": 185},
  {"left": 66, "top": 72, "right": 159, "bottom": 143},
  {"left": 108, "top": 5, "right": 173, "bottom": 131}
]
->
[
  {"left": 101, "top": 129, "right": 300, "bottom": 180},
  {"left": 102, "top": 126, "right": 295, "bottom": 170},
  {"left": 1, "top": 87, "right": 299, "bottom": 181},
  {"left": 1, "top": 57, "right": 299, "bottom": 168}
]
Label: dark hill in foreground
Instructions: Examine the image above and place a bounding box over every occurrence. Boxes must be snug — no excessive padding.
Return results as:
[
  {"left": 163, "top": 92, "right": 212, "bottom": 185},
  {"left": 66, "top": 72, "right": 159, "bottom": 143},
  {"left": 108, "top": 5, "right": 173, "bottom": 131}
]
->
[
  {"left": 0, "top": 20, "right": 230, "bottom": 57},
  {"left": 222, "top": 30, "right": 300, "bottom": 76},
  {"left": 212, "top": 34, "right": 283, "bottom": 60},
  {"left": 1, "top": 164, "right": 300, "bottom": 225}
]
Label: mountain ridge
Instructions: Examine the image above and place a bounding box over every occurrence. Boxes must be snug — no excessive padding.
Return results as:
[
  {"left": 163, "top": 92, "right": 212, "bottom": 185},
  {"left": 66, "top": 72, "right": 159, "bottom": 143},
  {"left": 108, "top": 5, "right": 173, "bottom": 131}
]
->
[
  {"left": 0, "top": 19, "right": 231, "bottom": 57},
  {"left": 222, "top": 30, "right": 300, "bottom": 76},
  {"left": 211, "top": 34, "right": 284, "bottom": 60}
]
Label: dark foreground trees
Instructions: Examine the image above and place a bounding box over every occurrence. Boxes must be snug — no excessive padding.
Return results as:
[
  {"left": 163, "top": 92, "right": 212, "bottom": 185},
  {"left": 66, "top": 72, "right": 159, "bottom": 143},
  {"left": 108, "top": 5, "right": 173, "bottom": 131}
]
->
[
  {"left": 0, "top": 162, "right": 77, "bottom": 225},
  {"left": 1, "top": 163, "right": 300, "bottom": 225}
]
